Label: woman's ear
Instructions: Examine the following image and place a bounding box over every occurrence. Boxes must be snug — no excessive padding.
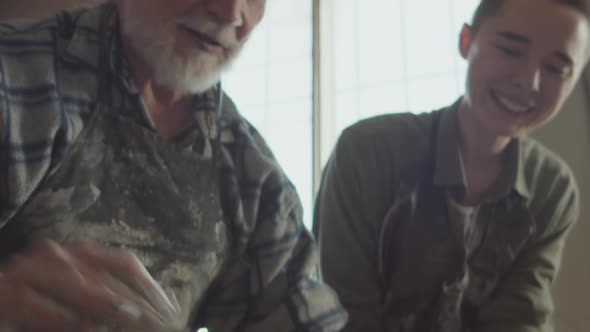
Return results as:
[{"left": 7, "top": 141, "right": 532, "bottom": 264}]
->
[{"left": 459, "top": 23, "right": 473, "bottom": 60}]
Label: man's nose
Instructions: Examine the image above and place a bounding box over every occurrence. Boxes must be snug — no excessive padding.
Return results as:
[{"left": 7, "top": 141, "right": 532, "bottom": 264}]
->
[{"left": 206, "top": 0, "right": 245, "bottom": 27}]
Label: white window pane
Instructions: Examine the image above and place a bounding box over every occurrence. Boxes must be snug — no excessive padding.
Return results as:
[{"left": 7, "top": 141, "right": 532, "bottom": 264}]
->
[
  {"left": 358, "top": 22, "right": 405, "bottom": 86},
  {"left": 321, "top": 0, "right": 478, "bottom": 173},
  {"left": 334, "top": 92, "right": 361, "bottom": 135},
  {"left": 224, "top": 0, "right": 313, "bottom": 228},
  {"left": 235, "top": 104, "right": 268, "bottom": 132},
  {"left": 269, "top": 60, "right": 312, "bottom": 102},
  {"left": 233, "top": 21, "right": 269, "bottom": 68},
  {"left": 453, "top": 0, "right": 479, "bottom": 29},
  {"left": 359, "top": 84, "right": 408, "bottom": 118},
  {"left": 223, "top": 67, "right": 268, "bottom": 106},
  {"left": 403, "top": 0, "right": 456, "bottom": 77},
  {"left": 334, "top": 55, "right": 359, "bottom": 92},
  {"left": 407, "top": 74, "right": 461, "bottom": 111},
  {"left": 267, "top": 0, "right": 312, "bottom": 24},
  {"left": 333, "top": 0, "right": 359, "bottom": 91},
  {"left": 266, "top": 99, "right": 313, "bottom": 228},
  {"left": 358, "top": 1, "right": 405, "bottom": 86},
  {"left": 270, "top": 23, "right": 312, "bottom": 61}
]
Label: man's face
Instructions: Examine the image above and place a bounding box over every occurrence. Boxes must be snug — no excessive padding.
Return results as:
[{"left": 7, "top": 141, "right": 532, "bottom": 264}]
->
[
  {"left": 119, "top": 0, "right": 266, "bottom": 93},
  {"left": 459, "top": 0, "right": 590, "bottom": 138}
]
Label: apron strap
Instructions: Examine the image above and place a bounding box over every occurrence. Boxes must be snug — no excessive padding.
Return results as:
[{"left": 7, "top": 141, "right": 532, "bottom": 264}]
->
[{"left": 96, "top": 4, "right": 117, "bottom": 107}]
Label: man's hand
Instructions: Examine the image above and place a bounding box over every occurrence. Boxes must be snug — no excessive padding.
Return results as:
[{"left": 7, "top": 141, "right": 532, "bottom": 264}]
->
[{"left": 0, "top": 240, "right": 179, "bottom": 332}]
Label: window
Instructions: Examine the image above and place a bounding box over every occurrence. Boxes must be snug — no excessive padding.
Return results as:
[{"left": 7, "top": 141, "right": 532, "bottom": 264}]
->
[
  {"left": 224, "top": 0, "right": 479, "bottom": 228},
  {"left": 223, "top": 0, "right": 314, "bottom": 227},
  {"left": 319, "top": 0, "right": 479, "bottom": 166}
]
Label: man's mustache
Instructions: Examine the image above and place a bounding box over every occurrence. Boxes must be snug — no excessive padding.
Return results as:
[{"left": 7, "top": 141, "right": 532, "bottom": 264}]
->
[{"left": 176, "top": 18, "right": 240, "bottom": 50}]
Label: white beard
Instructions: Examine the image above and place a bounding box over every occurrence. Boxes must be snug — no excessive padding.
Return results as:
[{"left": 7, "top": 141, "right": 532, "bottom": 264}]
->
[{"left": 120, "top": 2, "right": 241, "bottom": 94}]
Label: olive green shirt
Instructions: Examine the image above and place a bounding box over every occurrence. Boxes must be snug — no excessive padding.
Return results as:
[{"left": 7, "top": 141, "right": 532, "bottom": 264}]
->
[{"left": 314, "top": 103, "right": 579, "bottom": 332}]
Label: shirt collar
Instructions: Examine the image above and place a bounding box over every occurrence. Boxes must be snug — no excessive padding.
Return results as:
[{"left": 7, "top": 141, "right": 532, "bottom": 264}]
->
[
  {"left": 432, "top": 99, "right": 530, "bottom": 202},
  {"left": 433, "top": 100, "right": 466, "bottom": 188},
  {"left": 505, "top": 138, "right": 531, "bottom": 200}
]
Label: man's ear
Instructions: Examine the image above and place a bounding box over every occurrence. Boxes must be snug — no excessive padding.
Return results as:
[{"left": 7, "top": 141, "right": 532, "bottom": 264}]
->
[{"left": 459, "top": 23, "right": 473, "bottom": 60}]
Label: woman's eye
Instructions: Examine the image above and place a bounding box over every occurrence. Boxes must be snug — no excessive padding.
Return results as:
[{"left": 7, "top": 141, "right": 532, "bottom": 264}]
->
[
  {"left": 497, "top": 46, "right": 522, "bottom": 57},
  {"left": 545, "top": 64, "right": 571, "bottom": 78},
  {"left": 547, "top": 65, "right": 562, "bottom": 74}
]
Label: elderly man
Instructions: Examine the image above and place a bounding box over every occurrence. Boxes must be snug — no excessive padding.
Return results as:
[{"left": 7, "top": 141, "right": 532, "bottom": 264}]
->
[{"left": 0, "top": 0, "right": 347, "bottom": 331}]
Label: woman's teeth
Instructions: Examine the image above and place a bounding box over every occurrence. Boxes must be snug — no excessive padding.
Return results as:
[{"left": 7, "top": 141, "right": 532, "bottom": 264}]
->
[{"left": 496, "top": 94, "right": 532, "bottom": 113}]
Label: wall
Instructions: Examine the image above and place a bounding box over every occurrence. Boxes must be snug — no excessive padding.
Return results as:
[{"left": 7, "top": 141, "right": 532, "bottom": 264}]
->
[{"left": 533, "top": 81, "right": 590, "bottom": 332}]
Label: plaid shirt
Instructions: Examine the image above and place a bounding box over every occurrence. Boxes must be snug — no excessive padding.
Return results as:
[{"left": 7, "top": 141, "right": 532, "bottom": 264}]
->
[{"left": 0, "top": 3, "right": 347, "bottom": 331}]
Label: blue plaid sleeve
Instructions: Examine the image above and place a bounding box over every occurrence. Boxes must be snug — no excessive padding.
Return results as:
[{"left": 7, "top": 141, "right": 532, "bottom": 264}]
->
[
  {"left": 196, "top": 110, "right": 347, "bottom": 331},
  {"left": 0, "top": 17, "right": 65, "bottom": 223},
  {"left": 0, "top": 12, "right": 93, "bottom": 224}
]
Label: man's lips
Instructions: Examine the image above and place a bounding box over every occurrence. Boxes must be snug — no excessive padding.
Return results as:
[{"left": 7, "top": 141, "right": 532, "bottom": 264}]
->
[{"left": 177, "top": 24, "right": 225, "bottom": 54}]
